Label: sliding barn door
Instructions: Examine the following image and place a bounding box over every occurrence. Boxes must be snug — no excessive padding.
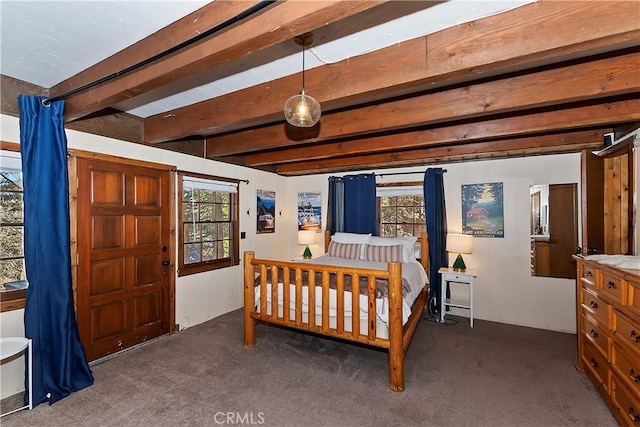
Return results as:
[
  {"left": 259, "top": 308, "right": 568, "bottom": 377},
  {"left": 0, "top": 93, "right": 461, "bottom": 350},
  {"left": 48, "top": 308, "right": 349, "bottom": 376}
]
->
[{"left": 76, "top": 158, "right": 172, "bottom": 361}]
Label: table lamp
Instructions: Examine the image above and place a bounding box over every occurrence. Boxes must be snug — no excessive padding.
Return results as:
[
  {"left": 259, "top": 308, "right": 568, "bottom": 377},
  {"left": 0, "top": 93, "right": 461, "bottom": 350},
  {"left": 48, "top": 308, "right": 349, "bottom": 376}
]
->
[
  {"left": 446, "top": 233, "right": 473, "bottom": 271},
  {"left": 298, "top": 230, "right": 316, "bottom": 259}
]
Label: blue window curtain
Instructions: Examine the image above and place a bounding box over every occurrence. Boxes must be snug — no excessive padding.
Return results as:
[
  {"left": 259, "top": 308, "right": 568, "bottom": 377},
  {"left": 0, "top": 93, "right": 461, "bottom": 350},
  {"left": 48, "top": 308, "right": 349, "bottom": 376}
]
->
[
  {"left": 424, "top": 168, "right": 448, "bottom": 315},
  {"left": 344, "top": 173, "right": 377, "bottom": 235},
  {"left": 327, "top": 176, "right": 345, "bottom": 235},
  {"left": 19, "top": 95, "right": 93, "bottom": 407}
]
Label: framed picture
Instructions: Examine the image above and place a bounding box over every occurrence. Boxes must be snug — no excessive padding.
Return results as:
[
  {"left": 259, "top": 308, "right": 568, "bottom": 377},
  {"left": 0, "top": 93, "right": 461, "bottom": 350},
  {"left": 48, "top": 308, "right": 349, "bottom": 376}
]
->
[
  {"left": 461, "top": 182, "right": 504, "bottom": 238},
  {"left": 257, "top": 189, "right": 275, "bottom": 234},
  {"left": 297, "top": 191, "right": 321, "bottom": 231}
]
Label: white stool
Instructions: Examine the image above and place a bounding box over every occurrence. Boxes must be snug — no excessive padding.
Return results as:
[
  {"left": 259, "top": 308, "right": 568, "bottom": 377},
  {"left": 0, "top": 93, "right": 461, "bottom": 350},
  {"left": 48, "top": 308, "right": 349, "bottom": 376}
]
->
[{"left": 0, "top": 337, "right": 32, "bottom": 417}]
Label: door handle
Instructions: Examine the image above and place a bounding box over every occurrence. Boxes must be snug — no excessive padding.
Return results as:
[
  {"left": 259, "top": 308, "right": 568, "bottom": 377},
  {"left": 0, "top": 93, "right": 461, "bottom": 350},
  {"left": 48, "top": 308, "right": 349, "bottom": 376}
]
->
[{"left": 161, "top": 260, "right": 170, "bottom": 266}]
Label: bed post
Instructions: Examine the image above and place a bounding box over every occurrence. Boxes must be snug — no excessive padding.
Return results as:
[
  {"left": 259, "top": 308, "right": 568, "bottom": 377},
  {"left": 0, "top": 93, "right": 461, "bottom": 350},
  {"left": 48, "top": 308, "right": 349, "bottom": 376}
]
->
[
  {"left": 324, "top": 229, "right": 331, "bottom": 253},
  {"left": 387, "top": 262, "right": 404, "bottom": 391},
  {"left": 243, "top": 251, "right": 256, "bottom": 348}
]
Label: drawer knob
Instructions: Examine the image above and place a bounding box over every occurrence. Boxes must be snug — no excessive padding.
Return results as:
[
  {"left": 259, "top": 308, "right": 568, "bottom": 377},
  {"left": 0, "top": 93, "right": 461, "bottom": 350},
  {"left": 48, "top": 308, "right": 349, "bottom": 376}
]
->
[
  {"left": 589, "top": 329, "right": 598, "bottom": 338},
  {"left": 630, "top": 330, "right": 640, "bottom": 343},
  {"left": 590, "top": 357, "right": 598, "bottom": 368},
  {"left": 584, "top": 270, "right": 593, "bottom": 277},
  {"left": 630, "top": 369, "right": 640, "bottom": 383},
  {"left": 628, "top": 407, "right": 640, "bottom": 422},
  {"left": 607, "top": 281, "right": 616, "bottom": 289},
  {"left": 589, "top": 301, "right": 598, "bottom": 309}
]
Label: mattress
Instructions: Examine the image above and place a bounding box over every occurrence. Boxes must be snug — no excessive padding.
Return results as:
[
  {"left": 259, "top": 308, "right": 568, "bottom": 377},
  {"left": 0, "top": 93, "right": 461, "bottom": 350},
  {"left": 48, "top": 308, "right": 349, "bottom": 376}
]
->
[{"left": 253, "top": 255, "right": 428, "bottom": 337}]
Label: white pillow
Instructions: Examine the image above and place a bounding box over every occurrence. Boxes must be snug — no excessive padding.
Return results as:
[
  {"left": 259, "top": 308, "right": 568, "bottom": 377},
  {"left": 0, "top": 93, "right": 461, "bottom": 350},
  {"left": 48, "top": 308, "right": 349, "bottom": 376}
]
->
[
  {"left": 331, "top": 232, "right": 371, "bottom": 259},
  {"left": 368, "top": 235, "right": 418, "bottom": 263}
]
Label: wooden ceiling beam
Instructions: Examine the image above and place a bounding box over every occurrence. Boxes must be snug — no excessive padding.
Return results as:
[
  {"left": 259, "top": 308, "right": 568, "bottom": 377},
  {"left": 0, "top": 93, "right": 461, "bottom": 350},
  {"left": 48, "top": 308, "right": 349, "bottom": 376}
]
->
[
  {"left": 275, "top": 129, "right": 608, "bottom": 176},
  {"left": 145, "top": 0, "right": 640, "bottom": 144},
  {"left": 207, "top": 51, "right": 640, "bottom": 156},
  {"left": 58, "top": 0, "right": 389, "bottom": 122},
  {"left": 50, "top": 1, "right": 267, "bottom": 101},
  {"left": 245, "top": 98, "right": 640, "bottom": 166}
]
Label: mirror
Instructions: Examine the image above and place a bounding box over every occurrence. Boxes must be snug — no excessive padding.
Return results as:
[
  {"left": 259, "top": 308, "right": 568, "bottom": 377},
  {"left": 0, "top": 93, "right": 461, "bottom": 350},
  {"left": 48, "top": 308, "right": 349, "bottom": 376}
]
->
[{"left": 530, "top": 183, "right": 578, "bottom": 279}]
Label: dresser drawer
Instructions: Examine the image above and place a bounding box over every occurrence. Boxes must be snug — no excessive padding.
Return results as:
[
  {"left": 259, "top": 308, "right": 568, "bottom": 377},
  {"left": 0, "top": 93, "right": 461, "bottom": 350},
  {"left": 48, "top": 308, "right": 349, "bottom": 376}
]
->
[
  {"left": 583, "top": 340, "right": 610, "bottom": 393},
  {"left": 614, "top": 311, "right": 640, "bottom": 355},
  {"left": 601, "top": 271, "right": 625, "bottom": 305},
  {"left": 612, "top": 343, "right": 640, "bottom": 397},
  {"left": 626, "top": 279, "right": 640, "bottom": 320},
  {"left": 580, "top": 263, "right": 597, "bottom": 292},
  {"left": 583, "top": 313, "right": 610, "bottom": 360},
  {"left": 581, "top": 288, "right": 610, "bottom": 328},
  {"left": 611, "top": 374, "right": 640, "bottom": 426}
]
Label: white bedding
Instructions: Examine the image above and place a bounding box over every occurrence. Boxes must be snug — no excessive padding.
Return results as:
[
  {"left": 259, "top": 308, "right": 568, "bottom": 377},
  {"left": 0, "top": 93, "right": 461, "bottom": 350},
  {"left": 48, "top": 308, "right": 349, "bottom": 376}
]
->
[{"left": 253, "top": 255, "right": 429, "bottom": 333}]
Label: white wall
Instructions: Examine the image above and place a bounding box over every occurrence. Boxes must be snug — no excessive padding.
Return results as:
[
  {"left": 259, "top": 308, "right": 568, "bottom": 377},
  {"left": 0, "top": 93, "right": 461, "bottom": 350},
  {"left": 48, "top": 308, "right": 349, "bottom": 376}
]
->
[
  {"left": 287, "top": 154, "right": 582, "bottom": 334},
  {"left": 2, "top": 111, "right": 637, "bottom": 398},
  {"left": 0, "top": 114, "right": 288, "bottom": 398}
]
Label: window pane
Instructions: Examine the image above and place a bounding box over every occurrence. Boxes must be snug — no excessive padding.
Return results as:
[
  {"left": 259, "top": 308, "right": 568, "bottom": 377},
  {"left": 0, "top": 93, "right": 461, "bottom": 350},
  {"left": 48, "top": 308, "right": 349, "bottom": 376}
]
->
[
  {"left": 183, "top": 187, "right": 196, "bottom": 202},
  {"left": 215, "top": 203, "right": 230, "bottom": 221},
  {"left": 215, "top": 192, "right": 230, "bottom": 204},
  {"left": 0, "top": 259, "right": 25, "bottom": 283},
  {"left": 397, "top": 207, "right": 414, "bottom": 224},
  {"left": 396, "top": 195, "right": 414, "bottom": 206},
  {"left": 184, "top": 223, "right": 201, "bottom": 243},
  {"left": 202, "top": 241, "right": 215, "bottom": 261},
  {"left": 0, "top": 192, "right": 23, "bottom": 223},
  {"left": 202, "top": 223, "right": 214, "bottom": 242},
  {"left": 0, "top": 172, "right": 22, "bottom": 191},
  {"left": 183, "top": 201, "right": 196, "bottom": 222},
  {"left": 199, "top": 189, "right": 213, "bottom": 203},
  {"left": 218, "top": 240, "right": 230, "bottom": 258},
  {"left": 184, "top": 243, "right": 201, "bottom": 264},
  {"left": 199, "top": 204, "right": 212, "bottom": 221},
  {"left": 218, "top": 223, "right": 230, "bottom": 240},
  {"left": 380, "top": 206, "right": 397, "bottom": 223},
  {"left": 0, "top": 226, "right": 24, "bottom": 258}
]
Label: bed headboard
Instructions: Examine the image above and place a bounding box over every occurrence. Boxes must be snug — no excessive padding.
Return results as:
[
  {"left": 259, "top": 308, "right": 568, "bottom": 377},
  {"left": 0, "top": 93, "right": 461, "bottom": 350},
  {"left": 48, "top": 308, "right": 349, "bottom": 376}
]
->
[{"left": 323, "top": 230, "right": 430, "bottom": 272}]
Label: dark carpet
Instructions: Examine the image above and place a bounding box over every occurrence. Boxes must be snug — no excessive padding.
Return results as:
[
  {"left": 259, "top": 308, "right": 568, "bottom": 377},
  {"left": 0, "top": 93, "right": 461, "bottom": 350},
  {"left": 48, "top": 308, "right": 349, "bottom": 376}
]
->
[{"left": 1, "top": 309, "right": 616, "bottom": 426}]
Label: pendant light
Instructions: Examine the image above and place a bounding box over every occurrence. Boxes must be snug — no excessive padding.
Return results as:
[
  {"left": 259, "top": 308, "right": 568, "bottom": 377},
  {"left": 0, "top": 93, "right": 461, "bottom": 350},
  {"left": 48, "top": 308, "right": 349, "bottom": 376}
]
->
[{"left": 284, "top": 33, "right": 321, "bottom": 128}]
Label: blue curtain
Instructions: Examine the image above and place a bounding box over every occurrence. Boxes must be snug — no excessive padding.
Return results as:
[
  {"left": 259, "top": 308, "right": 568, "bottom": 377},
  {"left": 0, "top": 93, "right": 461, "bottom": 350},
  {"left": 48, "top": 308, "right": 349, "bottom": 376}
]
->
[
  {"left": 19, "top": 95, "right": 93, "bottom": 407},
  {"left": 344, "top": 173, "right": 377, "bottom": 235},
  {"left": 424, "top": 168, "right": 447, "bottom": 315},
  {"left": 327, "top": 176, "right": 345, "bottom": 234}
]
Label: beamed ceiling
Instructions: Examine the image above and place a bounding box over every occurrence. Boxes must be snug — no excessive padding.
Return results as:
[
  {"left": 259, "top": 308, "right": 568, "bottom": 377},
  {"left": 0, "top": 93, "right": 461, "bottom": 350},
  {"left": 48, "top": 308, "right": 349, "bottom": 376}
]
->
[{"left": 1, "top": 1, "right": 639, "bottom": 176}]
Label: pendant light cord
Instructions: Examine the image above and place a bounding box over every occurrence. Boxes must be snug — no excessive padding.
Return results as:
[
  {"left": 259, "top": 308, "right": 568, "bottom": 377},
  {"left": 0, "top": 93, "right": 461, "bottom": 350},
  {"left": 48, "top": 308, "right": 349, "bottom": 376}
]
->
[{"left": 301, "top": 41, "right": 306, "bottom": 91}]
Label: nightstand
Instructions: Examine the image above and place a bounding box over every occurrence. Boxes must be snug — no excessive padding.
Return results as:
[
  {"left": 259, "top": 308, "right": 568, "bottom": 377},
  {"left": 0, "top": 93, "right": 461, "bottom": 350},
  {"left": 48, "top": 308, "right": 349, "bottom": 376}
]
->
[{"left": 438, "top": 267, "right": 477, "bottom": 327}]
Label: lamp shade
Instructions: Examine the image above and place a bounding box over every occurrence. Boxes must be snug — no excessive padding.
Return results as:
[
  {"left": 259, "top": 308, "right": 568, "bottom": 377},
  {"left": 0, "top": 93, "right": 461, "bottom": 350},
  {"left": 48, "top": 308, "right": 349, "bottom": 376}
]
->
[
  {"left": 297, "top": 230, "right": 316, "bottom": 245},
  {"left": 284, "top": 90, "right": 321, "bottom": 127},
  {"left": 446, "top": 233, "right": 472, "bottom": 271},
  {"left": 446, "top": 233, "right": 473, "bottom": 254}
]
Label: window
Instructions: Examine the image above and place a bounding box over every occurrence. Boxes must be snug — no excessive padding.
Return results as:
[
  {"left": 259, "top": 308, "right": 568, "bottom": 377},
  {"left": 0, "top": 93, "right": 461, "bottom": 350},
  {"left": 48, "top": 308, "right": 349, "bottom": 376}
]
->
[
  {"left": 178, "top": 172, "right": 240, "bottom": 276},
  {"left": 1, "top": 146, "right": 28, "bottom": 310},
  {"left": 377, "top": 183, "right": 425, "bottom": 237}
]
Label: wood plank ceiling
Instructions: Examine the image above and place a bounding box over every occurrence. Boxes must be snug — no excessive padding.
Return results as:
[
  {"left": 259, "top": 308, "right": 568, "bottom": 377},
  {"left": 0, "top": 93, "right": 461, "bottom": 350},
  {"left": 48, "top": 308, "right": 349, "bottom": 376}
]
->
[{"left": 3, "top": 1, "right": 639, "bottom": 176}]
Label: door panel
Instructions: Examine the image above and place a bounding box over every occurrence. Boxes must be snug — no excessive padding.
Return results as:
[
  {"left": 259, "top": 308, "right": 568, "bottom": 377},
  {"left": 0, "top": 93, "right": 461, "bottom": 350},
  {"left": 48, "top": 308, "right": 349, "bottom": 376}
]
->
[
  {"left": 77, "top": 158, "right": 171, "bottom": 361},
  {"left": 548, "top": 183, "right": 578, "bottom": 279}
]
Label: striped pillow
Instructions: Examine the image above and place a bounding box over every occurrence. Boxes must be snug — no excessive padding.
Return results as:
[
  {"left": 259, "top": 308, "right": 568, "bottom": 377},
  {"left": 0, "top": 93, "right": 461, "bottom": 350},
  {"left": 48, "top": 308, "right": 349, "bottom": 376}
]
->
[
  {"left": 327, "top": 241, "right": 361, "bottom": 260},
  {"left": 363, "top": 244, "right": 403, "bottom": 263}
]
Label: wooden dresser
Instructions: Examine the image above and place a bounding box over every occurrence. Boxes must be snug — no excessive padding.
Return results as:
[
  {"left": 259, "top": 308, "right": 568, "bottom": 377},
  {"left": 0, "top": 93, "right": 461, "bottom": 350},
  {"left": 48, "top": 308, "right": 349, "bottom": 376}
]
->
[{"left": 576, "top": 256, "right": 640, "bottom": 426}]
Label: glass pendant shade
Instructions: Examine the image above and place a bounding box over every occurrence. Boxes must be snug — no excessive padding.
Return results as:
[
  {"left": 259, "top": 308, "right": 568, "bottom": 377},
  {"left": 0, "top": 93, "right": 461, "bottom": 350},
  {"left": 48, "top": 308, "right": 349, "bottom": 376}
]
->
[
  {"left": 284, "top": 33, "right": 321, "bottom": 128},
  {"left": 284, "top": 89, "right": 321, "bottom": 127}
]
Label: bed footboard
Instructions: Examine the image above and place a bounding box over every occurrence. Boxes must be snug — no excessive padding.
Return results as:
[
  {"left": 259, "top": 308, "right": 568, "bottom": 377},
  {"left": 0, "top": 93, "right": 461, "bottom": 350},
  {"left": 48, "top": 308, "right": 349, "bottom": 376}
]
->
[{"left": 243, "top": 251, "right": 428, "bottom": 391}]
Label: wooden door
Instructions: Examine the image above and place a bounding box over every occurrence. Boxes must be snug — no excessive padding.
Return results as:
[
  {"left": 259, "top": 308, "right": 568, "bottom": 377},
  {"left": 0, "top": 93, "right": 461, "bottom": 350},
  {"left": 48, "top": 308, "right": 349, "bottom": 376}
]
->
[
  {"left": 77, "top": 158, "right": 172, "bottom": 361},
  {"left": 581, "top": 151, "right": 605, "bottom": 255},
  {"left": 547, "top": 183, "right": 578, "bottom": 279}
]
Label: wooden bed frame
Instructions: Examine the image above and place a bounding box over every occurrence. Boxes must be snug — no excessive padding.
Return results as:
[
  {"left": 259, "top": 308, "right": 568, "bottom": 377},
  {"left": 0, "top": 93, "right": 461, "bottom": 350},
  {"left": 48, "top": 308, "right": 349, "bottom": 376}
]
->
[{"left": 243, "top": 231, "right": 429, "bottom": 392}]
